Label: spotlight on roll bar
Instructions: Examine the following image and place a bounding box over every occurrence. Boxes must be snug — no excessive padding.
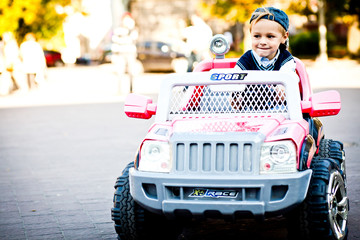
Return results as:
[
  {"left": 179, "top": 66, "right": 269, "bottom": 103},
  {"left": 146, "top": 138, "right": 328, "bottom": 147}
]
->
[{"left": 209, "top": 34, "right": 230, "bottom": 59}]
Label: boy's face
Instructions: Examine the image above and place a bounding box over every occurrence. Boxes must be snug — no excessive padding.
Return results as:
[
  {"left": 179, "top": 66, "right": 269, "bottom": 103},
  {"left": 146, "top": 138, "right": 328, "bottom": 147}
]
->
[{"left": 251, "top": 19, "right": 288, "bottom": 60}]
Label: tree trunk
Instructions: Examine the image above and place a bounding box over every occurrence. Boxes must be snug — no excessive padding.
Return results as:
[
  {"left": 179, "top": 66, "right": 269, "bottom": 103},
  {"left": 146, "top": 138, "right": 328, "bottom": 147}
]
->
[{"left": 318, "top": 0, "right": 328, "bottom": 63}]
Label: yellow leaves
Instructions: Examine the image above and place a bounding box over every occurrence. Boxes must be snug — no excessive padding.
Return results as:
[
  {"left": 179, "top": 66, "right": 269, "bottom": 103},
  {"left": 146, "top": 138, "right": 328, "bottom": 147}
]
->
[
  {"left": 340, "top": 15, "right": 357, "bottom": 25},
  {"left": 0, "top": 1, "right": 20, "bottom": 34},
  {"left": 199, "top": 0, "right": 266, "bottom": 23},
  {"left": 0, "top": 0, "right": 70, "bottom": 41},
  {"left": 0, "top": 0, "right": 40, "bottom": 34},
  {"left": 14, "top": 0, "right": 41, "bottom": 25}
]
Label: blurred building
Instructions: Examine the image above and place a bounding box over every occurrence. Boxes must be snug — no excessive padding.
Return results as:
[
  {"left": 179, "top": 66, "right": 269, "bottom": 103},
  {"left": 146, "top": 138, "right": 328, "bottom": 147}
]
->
[
  {"left": 130, "top": 0, "right": 198, "bottom": 42},
  {"left": 62, "top": 0, "right": 200, "bottom": 63},
  {"left": 62, "top": 0, "right": 233, "bottom": 63},
  {"left": 62, "top": 0, "right": 113, "bottom": 64}
]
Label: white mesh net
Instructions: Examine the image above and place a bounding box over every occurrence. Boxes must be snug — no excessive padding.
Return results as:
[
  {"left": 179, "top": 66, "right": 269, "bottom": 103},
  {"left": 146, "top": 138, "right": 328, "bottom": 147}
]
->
[{"left": 169, "top": 84, "right": 288, "bottom": 119}]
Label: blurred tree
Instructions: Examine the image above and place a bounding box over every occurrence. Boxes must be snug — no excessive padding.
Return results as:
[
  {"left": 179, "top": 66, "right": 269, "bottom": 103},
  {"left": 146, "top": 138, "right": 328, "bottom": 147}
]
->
[
  {"left": 288, "top": 0, "right": 359, "bottom": 23},
  {"left": 287, "top": 0, "right": 360, "bottom": 59},
  {"left": 0, "top": 0, "right": 70, "bottom": 42},
  {"left": 200, "top": 0, "right": 266, "bottom": 23},
  {"left": 347, "top": 0, "right": 360, "bottom": 21},
  {"left": 199, "top": 0, "right": 266, "bottom": 52}
]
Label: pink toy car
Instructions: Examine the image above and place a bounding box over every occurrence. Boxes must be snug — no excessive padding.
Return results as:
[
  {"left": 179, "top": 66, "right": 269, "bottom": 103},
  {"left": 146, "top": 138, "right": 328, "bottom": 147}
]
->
[{"left": 112, "top": 35, "right": 348, "bottom": 240}]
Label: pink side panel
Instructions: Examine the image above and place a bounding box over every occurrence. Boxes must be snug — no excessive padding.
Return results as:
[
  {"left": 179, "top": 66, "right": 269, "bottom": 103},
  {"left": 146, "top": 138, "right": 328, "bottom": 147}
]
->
[
  {"left": 294, "top": 57, "right": 312, "bottom": 101},
  {"left": 301, "top": 91, "right": 341, "bottom": 117},
  {"left": 213, "top": 58, "right": 238, "bottom": 69},
  {"left": 194, "top": 59, "right": 214, "bottom": 72},
  {"left": 124, "top": 94, "right": 154, "bottom": 119},
  {"left": 147, "top": 103, "right": 157, "bottom": 115},
  {"left": 310, "top": 90, "right": 341, "bottom": 117},
  {"left": 193, "top": 58, "right": 238, "bottom": 72},
  {"left": 300, "top": 101, "right": 312, "bottom": 113},
  {"left": 312, "top": 90, "right": 340, "bottom": 105}
]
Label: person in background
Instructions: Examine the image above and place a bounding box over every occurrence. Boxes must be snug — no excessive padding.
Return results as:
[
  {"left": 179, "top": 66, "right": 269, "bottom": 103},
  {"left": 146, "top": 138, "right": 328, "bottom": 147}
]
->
[
  {"left": 224, "top": 31, "right": 234, "bottom": 50},
  {"left": 2, "top": 32, "right": 22, "bottom": 92},
  {"left": 234, "top": 7, "right": 295, "bottom": 72},
  {"left": 19, "top": 33, "right": 46, "bottom": 90},
  {"left": 111, "top": 12, "right": 138, "bottom": 93},
  {"left": 183, "top": 14, "right": 213, "bottom": 72}
]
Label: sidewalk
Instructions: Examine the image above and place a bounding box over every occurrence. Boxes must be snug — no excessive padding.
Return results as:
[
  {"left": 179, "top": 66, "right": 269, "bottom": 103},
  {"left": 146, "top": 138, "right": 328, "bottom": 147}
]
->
[
  {"left": 0, "top": 58, "right": 359, "bottom": 108},
  {"left": 0, "top": 63, "right": 165, "bottom": 108},
  {"left": 303, "top": 58, "right": 360, "bottom": 89}
]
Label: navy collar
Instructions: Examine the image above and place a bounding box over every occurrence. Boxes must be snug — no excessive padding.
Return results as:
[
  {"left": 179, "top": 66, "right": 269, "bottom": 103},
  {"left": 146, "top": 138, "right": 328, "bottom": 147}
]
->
[{"left": 251, "top": 49, "right": 280, "bottom": 68}]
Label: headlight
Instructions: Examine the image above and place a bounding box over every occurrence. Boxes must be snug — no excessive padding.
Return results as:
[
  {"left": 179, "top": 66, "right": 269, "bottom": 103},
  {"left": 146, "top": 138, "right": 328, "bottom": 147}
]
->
[
  {"left": 260, "top": 141, "right": 297, "bottom": 174},
  {"left": 209, "top": 34, "right": 230, "bottom": 59},
  {"left": 139, "top": 141, "right": 171, "bottom": 173}
]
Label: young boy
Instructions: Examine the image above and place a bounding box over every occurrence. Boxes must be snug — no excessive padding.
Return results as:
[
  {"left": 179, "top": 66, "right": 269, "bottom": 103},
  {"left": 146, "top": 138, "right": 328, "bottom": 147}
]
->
[{"left": 235, "top": 7, "right": 296, "bottom": 72}]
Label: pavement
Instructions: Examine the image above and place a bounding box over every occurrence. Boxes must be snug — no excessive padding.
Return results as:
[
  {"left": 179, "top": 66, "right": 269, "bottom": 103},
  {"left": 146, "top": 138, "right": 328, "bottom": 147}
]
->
[
  {"left": 0, "top": 58, "right": 360, "bottom": 109},
  {"left": 303, "top": 58, "right": 360, "bottom": 89},
  {"left": 0, "top": 64, "right": 163, "bottom": 109}
]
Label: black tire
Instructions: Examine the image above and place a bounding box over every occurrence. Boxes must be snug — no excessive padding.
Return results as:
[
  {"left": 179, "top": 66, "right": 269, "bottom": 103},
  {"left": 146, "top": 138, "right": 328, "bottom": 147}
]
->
[
  {"left": 317, "top": 139, "right": 346, "bottom": 178},
  {"left": 111, "top": 162, "right": 182, "bottom": 240},
  {"left": 287, "top": 158, "right": 349, "bottom": 240}
]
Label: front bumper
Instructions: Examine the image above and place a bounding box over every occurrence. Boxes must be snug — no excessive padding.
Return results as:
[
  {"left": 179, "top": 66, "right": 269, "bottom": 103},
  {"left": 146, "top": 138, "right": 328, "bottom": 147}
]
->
[{"left": 129, "top": 169, "right": 312, "bottom": 218}]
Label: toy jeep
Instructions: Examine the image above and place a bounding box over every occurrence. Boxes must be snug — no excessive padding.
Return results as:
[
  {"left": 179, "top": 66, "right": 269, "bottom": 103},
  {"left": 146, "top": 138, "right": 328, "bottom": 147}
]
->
[{"left": 112, "top": 35, "right": 348, "bottom": 240}]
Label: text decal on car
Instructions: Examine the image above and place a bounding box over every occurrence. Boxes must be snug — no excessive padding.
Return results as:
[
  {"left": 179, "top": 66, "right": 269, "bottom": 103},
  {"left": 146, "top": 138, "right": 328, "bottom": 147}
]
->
[
  {"left": 210, "top": 73, "right": 248, "bottom": 81},
  {"left": 189, "top": 189, "right": 238, "bottom": 198}
]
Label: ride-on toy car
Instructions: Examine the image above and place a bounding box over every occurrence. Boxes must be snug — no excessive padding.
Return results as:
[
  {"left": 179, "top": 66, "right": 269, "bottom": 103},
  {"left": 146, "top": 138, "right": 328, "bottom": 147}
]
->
[{"left": 111, "top": 34, "right": 348, "bottom": 240}]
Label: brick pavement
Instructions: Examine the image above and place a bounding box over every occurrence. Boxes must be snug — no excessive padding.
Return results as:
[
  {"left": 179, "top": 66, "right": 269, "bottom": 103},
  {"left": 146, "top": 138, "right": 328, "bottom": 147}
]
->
[
  {"left": 0, "top": 62, "right": 160, "bottom": 239},
  {"left": 0, "top": 103, "right": 145, "bottom": 240}
]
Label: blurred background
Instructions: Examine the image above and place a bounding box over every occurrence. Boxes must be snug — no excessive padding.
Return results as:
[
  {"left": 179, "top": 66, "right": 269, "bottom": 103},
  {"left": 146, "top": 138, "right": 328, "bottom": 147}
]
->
[
  {"left": 0, "top": 2, "right": 359, "bottom": 239},
  {"left": 0, "top": 0, "right": 359, "bottom": 98}
]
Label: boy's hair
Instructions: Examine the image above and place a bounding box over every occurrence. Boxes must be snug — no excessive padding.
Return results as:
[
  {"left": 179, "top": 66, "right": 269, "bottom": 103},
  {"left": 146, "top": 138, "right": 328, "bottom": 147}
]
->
[{"left": 250, "top": 7, "right": 289, "bottom": 34}]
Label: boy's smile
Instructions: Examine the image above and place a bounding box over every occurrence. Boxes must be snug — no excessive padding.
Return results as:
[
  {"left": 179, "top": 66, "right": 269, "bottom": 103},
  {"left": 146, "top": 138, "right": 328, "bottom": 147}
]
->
[{"left": 251, "top": 19, "right": 288, "bottom": 60}]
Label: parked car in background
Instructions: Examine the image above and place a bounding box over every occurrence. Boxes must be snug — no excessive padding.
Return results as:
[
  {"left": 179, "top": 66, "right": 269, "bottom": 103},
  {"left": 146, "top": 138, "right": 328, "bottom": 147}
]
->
[
  {"left": 136, "top": 41, "right": 188, "bottom": 73},
  {"left": 44, "top": 50, "right": 64, "bottom": 67}
]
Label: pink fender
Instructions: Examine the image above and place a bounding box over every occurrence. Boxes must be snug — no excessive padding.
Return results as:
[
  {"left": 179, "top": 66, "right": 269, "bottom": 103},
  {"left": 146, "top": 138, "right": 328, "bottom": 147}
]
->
[
  {"left": 301, "top": 90, "right": 341, "bottom": 117},
  {"left": 124, "top": 94, "right": 157, "bottom": 119}
]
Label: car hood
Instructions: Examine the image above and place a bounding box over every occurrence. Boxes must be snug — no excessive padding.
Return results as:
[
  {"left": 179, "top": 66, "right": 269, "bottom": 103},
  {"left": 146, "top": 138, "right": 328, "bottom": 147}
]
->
[
  {"left": 171, "top": 116, "right": 285, "bottom": 136},
  {"left": 143, "top": 115, "right": 308, "bottom": 155}
]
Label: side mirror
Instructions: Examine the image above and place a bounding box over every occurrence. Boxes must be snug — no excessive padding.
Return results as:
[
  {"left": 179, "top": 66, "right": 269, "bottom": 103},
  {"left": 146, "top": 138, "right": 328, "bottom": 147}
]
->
[
  {"left": 301, "top": 90, "right": 341, "bottom": 117},
  {"left": 124, "top": 94, "right": 157, "bottom": 119}
]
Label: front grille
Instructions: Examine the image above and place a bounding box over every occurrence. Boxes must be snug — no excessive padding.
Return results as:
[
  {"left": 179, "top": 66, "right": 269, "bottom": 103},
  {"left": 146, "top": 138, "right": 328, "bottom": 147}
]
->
[
  {"left": 168, "top": 84, "right": 288, "bottom": 119},
  {"left": 171, "top": 133, "right": 263, "bottom": 175}
]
